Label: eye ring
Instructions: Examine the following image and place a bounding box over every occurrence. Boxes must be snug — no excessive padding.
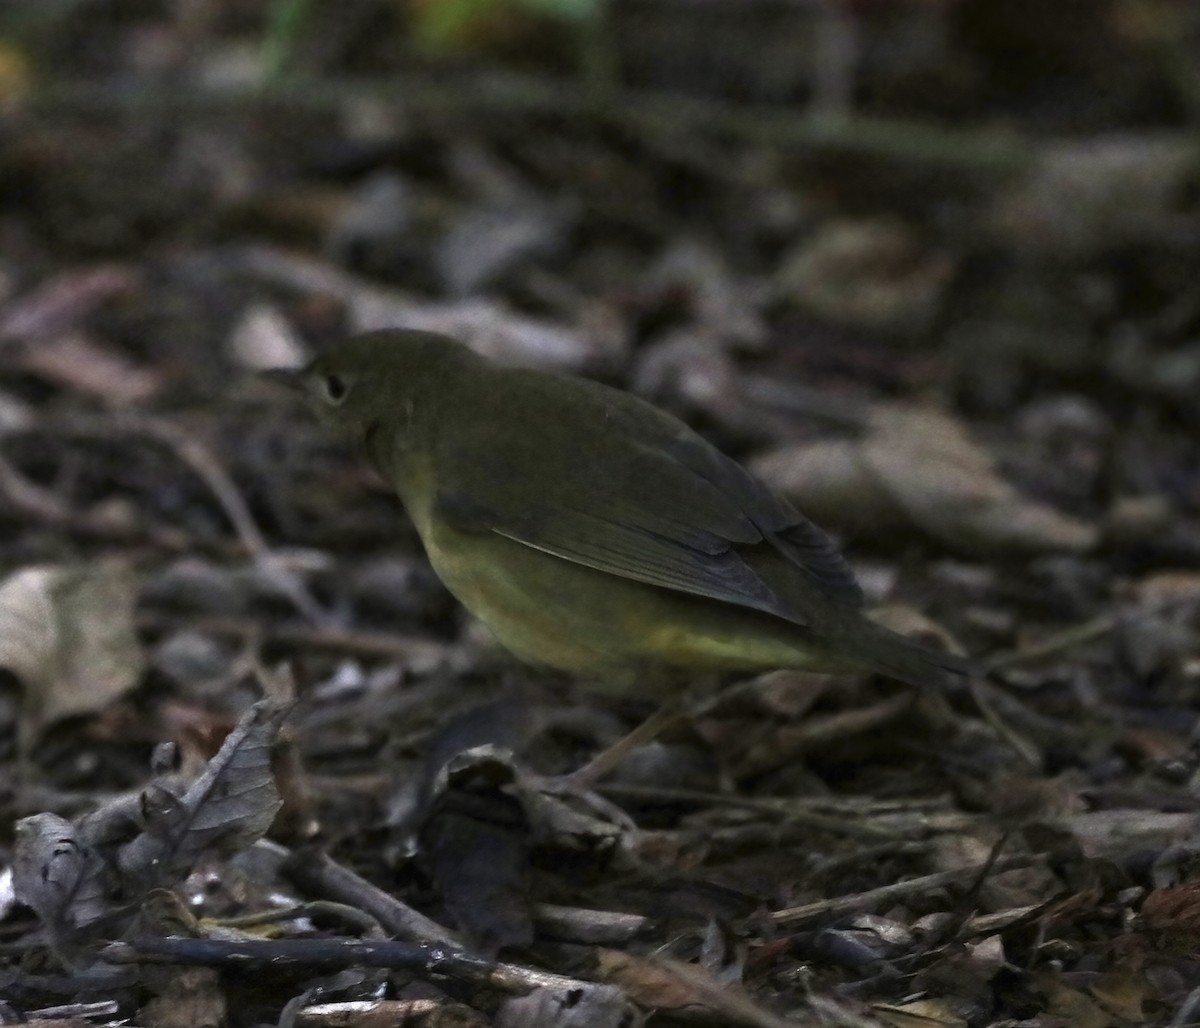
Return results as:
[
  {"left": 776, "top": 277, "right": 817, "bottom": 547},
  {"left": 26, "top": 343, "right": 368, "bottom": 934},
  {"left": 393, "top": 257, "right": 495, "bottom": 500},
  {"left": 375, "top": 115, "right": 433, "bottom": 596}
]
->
[{"left": 322, "top": 374, "right": 350, "bottom": 405}]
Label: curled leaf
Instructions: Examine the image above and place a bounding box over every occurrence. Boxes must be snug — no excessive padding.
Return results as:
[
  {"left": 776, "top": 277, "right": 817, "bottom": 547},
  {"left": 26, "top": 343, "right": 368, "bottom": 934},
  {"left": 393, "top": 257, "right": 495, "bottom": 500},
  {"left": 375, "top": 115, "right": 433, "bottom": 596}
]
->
[
  {"left": 117, "top": 698, "right": 290, "bottom": 890},
  {"left": 12, "top": 812, "right": 110, "bottom": 964}
]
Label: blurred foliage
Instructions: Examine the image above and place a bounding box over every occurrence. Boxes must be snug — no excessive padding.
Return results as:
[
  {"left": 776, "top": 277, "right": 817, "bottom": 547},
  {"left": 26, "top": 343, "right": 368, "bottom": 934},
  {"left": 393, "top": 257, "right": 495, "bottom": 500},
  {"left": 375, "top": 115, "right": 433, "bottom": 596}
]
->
[
  {"left": 263, "top": 0, "right": 316, "bottom": 79},
  {"left": 409, "top": 0, "right": 597, "bottom": 49}
]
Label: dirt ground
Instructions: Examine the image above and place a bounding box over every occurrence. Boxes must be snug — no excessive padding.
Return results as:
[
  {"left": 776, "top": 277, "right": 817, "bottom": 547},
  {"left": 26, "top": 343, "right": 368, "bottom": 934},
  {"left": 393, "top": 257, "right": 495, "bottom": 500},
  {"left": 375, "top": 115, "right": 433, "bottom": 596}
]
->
[{"left": 3, "top": 2, "right": 1200, "bottom": 1025}]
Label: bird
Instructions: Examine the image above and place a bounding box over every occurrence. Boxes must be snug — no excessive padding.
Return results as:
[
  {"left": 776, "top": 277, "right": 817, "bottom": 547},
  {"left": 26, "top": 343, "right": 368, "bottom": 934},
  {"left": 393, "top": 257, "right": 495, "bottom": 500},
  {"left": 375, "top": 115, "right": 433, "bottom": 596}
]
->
[{"left": 270, "top": 329, "right": 968, "bottom": 768}]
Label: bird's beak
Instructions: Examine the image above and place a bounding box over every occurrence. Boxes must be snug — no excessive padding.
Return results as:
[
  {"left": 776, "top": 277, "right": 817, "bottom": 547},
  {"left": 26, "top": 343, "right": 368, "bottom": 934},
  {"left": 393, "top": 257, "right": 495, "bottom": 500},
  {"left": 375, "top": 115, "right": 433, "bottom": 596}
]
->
[{"left": 259, "top": 366, "right": 307, "bottom": 393}]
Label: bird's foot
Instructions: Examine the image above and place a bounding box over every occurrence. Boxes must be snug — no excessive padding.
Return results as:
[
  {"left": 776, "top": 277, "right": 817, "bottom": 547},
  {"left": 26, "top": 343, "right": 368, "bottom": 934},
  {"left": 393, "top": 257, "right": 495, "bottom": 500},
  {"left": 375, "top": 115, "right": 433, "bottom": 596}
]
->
[{"left": 526, "top": 697, "right": 691, "bottom": 834}]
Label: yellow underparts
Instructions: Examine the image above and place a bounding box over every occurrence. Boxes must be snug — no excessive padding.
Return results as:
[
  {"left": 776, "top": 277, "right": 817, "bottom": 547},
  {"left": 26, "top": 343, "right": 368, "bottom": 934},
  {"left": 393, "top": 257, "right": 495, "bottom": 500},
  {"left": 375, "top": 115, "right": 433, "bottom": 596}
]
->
[{"left": 417, "top": 515, "right": 832, "bottom": 690}]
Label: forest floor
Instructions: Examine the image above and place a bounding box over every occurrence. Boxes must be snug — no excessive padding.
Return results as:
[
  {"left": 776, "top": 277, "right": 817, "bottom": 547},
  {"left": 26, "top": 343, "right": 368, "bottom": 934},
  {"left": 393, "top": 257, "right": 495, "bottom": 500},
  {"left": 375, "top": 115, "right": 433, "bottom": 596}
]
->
[{"left": 3, "top": 3, "right": 1200, "bottom": 1025}]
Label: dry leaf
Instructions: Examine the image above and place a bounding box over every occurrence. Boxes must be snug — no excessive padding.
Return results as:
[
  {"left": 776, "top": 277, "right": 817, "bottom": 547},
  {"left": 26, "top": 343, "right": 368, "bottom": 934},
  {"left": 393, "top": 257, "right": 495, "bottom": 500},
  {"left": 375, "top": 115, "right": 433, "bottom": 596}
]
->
[
  {"left": 495, "top": 985, "right": 626, "bottom": 1028},
  {"left": 0, "top": 562, "right": 145, "bottom": 734},
  {"left": 862, "top": 405, "right": 1098, "bottom": 553},
  {"left": 239, "top": 246, "right": 614, "bottom": 372},
  {"left": 435, "top": 200, "right": 567, "bottom": 296},
  {"left": 419, "top": 744, "right": 535, "bottom": 954},
  {"left": 117, "top": 698, "right": 290, "bottom": 889},
  {"left": 297, "top": 1000, "right": 489, "bottom": 1028},
  {"left": 12, "top": 812, "right": 110, "bottom": 964},
  {"left": 774, "top": 218, "right": 952, "bottom": 333},
  {"left": 752, "top": 438, "right": 898, "bottom": 536},
  {"left": 226, "top": 302, "right": 308, "bottom": 371},
  {"left": 991, "top": 135, "right": 1198, "bottom": 254},
  {"left": 647, "top": 239, "right": 766, "bottom": 348},
  {"left": 1087, "top": 957, "right": 1145, "bottom": 1022},
  {"left": 596, "top": 949, "right": 708, "bottom": 1012},
  {"left": 597, "top": 952, "right": 791, "bottom": 1027},
  {"left": 1035, "top": 970, "right": 1118, "bottom": 1028},
  {"left": 754, "top": 403, "right": 1098, "bottom": 556},
  {"left": 18, "top": 333, "right": 164, "bottom": 404},
  {"left": 15, "top": 699, "right": 291, "bottom": 970},
  {"left": 1139, "top": 885, "right": 1200, "bottom": 953},
  {"left": 0, "top": 265, "right": 138, "bottom": 340},
  {"left": 326, "top": 170, "right": 414, "bottom": 264},
  {"left": 140, "top": 966, "right": 226, "bottom": 1028},
  {"left": 871, "top": 998, "right": 968, "bottom": 1027}
]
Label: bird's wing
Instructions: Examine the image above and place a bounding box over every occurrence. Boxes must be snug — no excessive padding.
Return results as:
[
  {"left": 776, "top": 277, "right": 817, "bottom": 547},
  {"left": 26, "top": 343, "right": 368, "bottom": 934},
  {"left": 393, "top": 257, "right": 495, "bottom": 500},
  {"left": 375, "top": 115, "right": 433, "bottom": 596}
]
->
[
  {"left": 433, "top": 369, "right": 862, "bottom": 626},
  {"left": 437, "top": 487, "right": 789, "bottom": 617}
]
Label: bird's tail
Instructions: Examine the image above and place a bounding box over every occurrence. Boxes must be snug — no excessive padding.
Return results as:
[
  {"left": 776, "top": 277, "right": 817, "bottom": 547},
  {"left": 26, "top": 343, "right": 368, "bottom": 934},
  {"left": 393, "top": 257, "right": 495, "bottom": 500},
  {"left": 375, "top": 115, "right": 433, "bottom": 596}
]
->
[{"left": 832, "top": 621, "right": 973, "bottom": 690}]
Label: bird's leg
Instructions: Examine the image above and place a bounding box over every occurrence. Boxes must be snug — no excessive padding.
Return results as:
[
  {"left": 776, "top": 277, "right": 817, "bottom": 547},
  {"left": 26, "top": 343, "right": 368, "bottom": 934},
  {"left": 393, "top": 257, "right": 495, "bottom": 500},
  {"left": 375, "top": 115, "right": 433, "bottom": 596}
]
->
[
  {"left": 561, "top": 670, "right": 719, "bottom": 792},
  {"left": 561, "top": 694, "right": 690, "bottom": 792},
  {"left": 533, "top": 675, "right": 720, "bottom": 830}
]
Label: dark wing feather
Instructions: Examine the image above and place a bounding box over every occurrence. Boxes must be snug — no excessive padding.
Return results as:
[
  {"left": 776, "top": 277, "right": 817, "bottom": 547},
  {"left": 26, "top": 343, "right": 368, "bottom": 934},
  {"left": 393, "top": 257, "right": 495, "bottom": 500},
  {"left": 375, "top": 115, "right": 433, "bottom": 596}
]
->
[
  {"left": 434, "top": 367, "right": 862, "bottom": 627},
  {"left": 654, "top": 429, "right": 863, "bottom": 609},
  {"left": 439, "top": 489, "right": 785, "bottom": 616},
  {"left": 503, "top": 518, "right": 783, "bottom": 617}
]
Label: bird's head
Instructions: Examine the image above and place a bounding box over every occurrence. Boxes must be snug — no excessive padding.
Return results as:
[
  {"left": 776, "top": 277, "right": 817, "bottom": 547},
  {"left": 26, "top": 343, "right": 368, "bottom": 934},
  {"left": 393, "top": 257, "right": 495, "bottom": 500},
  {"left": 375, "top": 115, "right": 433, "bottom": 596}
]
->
[{"left": 265, "top": 329, "right": 475, "bottom": 444}]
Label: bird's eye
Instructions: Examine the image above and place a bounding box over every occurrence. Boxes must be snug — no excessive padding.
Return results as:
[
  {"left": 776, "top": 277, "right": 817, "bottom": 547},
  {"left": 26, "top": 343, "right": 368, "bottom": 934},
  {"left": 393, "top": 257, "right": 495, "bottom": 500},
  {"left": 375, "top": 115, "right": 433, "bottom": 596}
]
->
[{"left": 322, "top": 374, "right": 350, "bottom": 405}]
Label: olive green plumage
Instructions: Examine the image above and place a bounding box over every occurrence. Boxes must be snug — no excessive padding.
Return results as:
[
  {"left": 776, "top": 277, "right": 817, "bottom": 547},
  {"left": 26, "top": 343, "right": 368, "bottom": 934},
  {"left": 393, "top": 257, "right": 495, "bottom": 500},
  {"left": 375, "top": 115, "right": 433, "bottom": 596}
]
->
[{"left": 284, "top": 329, "right": 967, "bottom": 691}]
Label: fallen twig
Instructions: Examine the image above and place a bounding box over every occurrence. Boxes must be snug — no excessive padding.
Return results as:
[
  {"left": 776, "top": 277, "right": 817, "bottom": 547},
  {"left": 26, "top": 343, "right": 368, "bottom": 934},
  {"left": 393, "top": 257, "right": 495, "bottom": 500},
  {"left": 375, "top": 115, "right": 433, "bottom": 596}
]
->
[
  {"left": 282, "top": 847, "right": 462, "bottom": 949},
  {"left": 31, "top": 413, "right": 329, "bottom": 625},
  {"left": 765, "top": 851, "right": 1047, "bottom": 930},
  {"left": 135, "top": 611, "right": 450, "bottom": 665},
  {"left": 102, "top": 935, "right": 600, "bottom": 997},
  {"left": 983, "top": 586, "right": 1200, "bottom": 672}
]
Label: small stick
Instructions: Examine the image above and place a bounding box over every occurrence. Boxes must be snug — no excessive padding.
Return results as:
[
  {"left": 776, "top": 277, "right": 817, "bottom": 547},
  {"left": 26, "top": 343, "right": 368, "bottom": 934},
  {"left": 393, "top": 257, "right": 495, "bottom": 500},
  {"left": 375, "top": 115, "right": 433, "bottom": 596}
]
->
[
  {"left": 33, "top": 413, "right": 329, "bottom": 625},
  {"left": 765, "top": 851, "right": 1046, "bottom": 930},
  {"left": 135, "top": 611, "right": 449, "bottom": 665},
  {"left": 983, "top": 587, "right": 1200, "bottom": 672},
  {"left": 282, "top": 847, "right": 462, "bottom": 948},
  {"left": 102, "top": 935, "right": 600, "bottom": 997}
]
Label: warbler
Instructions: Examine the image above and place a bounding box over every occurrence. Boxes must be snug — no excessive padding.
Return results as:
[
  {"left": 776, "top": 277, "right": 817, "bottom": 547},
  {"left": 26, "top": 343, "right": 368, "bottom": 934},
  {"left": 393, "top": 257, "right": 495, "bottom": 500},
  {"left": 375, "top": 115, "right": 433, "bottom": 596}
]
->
[{"left": 272, "top": 330, "right": 967, "bottom": 692}]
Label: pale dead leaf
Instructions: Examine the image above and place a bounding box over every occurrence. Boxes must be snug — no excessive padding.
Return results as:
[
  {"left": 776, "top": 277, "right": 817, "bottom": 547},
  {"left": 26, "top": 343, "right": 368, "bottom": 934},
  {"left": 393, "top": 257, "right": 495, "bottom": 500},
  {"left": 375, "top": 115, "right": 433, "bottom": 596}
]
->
[
  {"left": 326, "top": 170, "right": 413, "bottom": 262},
  {"left": 4, "top": 1021, "right": 94, "bottom": 1028},
  {"left": 648, "top": 239, "right": 766, "bottom": 348},
  {"left": 862, "top": 405, "right": 1098, "bottom": 554},
  {"left": 597, "top": 953, "right": 790, "bottom": 1028},
  {"left": 871, "top": 998, "right": 968, "bottom": 1027},
  {"left": 867, "top": 604, "right": 962, "bottom": 655},
  {"left": 774, "top": 218, "right": 952, "bottom": 333},
  {"left": 0, "top": 562, "right": 145, "bottom": 734},
  {"left": 18, "top": 333, "right": 164, "bottom": 404},
  {"left": 239, "top": 245, "right": 617, "bottom": 372},
  {"left": 1128, "top": 570, "right": 1200, "bottom": 605},
  {"left": 15, "top": 699, "right": 293, "bottom": 969},
  {"left": 226, "top": 302, "right": 308, "bottom": 371},
  {"left": 435, "top": 200, "right": 567, "bottom": 296},
  {"left": 300, "top": 999, "right": 489, "bottom": 1027},
  {"left": 991, "top": 135, "right": 1198, "bottom": 254},
  {"left": 751, "top": 438, "right": 900, "bottom": 536},
  {"left": 754, "top": 404, "right": 1098, "bottom": 556},
  {"left": 385, "top": 297, "right": 605, "bottom": 372},
  {"left": 0, "top": 265, "right": 138, "bottom": 340},
  {"left": 495, "top": 984, "right": 626, "bottom": 1028}
]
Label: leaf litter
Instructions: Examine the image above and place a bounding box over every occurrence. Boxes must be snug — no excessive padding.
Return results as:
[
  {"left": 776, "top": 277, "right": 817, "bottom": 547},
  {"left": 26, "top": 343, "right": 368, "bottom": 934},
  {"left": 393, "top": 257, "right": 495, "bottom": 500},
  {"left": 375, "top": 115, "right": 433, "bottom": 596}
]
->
[{"left": 4, "top": 4, "right": 1200, "bottom": 1025}]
